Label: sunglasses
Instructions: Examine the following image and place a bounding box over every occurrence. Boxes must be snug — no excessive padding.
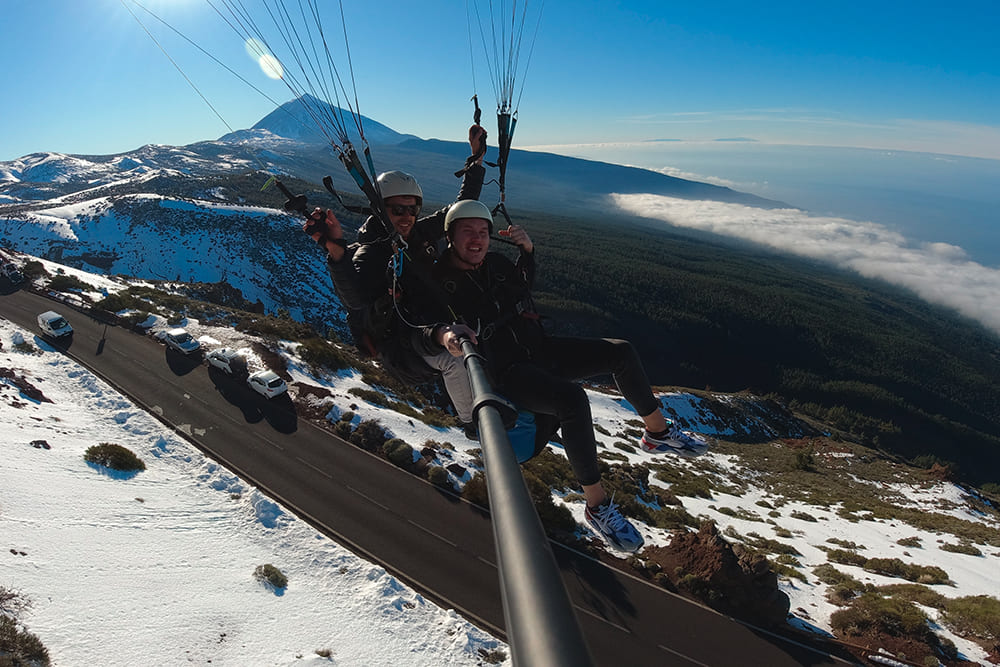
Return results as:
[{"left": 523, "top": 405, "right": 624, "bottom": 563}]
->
[{"left": 388, "top": 204, "right": 420, "bottom": 217}]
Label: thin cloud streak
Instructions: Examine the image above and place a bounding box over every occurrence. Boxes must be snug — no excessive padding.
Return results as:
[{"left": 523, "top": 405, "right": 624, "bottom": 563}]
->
[
  {"left": 601, "top": 111, "right": 1000, "bottom": 160},
  {"left": 610, "top": 194, "right": 1000, "bottom": 335}
]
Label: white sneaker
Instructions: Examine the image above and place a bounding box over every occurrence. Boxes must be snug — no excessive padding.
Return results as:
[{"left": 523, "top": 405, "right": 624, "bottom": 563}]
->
[
  {"left": 641, "top": 422, "right": 708, "bottom": 457},
  {"left": 585, "top": 496, "right": 644, "bottom": 553}
]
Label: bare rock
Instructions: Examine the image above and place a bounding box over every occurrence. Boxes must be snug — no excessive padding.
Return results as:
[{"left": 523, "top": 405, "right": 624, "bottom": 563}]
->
[{"left": 643, "top": 521, "right": 790, "bottom": 627}]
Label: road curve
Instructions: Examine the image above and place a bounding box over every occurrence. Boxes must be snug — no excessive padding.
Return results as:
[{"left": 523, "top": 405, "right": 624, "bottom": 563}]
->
[{"left": 1, "top": 286, "right": 859, "bottom": 666}]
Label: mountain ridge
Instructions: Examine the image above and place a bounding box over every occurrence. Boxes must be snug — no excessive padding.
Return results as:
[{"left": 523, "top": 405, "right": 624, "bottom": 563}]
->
[{"left": 1, "top": 96, "right": 786, "bottom": 215}]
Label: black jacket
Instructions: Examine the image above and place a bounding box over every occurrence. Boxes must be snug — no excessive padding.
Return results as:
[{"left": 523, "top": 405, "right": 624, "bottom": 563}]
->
[{"left": 411, "top": 247, "right": 543, "bottom": 378}]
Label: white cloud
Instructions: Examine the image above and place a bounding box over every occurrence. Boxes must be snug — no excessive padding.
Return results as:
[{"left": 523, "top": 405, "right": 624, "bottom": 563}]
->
[
  {"left": 651, "top": 165, "right": 742, "bottom": 190},
  {"left": 610, "top": 193, "right": 1000, "bottom": 335}
]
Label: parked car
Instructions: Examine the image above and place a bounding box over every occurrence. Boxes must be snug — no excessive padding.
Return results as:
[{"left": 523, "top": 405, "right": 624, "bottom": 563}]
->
[
  {"left": 247, "top": 370, "right": 288, "bottom": 399},
  {"left": 37, "top": 310, "right": 73, "bottom": 338},
  {"left": 206, "top": 347, "right": 245, "bottom": 375},
  {"left": 158, "top": 328, "right": 201, "bottom": 355},
  {"left": 2, "top": 262, "right": 24, "bottom": 284}
]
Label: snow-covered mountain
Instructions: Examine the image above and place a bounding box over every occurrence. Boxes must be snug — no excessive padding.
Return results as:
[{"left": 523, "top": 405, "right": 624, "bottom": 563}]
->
[
  {"left": 0, "top": 95, "right": 785, "bottom": 336},
  {"left": 223, "top": 93, "right": 420, "bottom": 147}
]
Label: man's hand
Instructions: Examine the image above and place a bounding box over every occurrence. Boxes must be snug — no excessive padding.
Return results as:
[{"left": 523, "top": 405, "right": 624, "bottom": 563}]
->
[
  {"left": 498, "top": 224, "right": 533, "bottom": 254},
  {"left": 436, "top": 323, "right": 478, "bottom": 357},
  {"left": 303, "top": 208, "right": 346, "bottom": 261},
  {"left": 468, "top": 124, "right": 487, "bottom": 165}
]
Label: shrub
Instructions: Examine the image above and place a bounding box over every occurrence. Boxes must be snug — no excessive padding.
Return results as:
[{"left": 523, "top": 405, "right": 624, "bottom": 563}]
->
[
  {"left": 878, "top": 583, "right": 947, "bottom": 609},
  {"left": 896, "top": 536, "right": 922, "bottom": 548},
  {"left": 47, "top": 273, "right": 90, "bottom": 292},
  {"left": 427, "top": 465, "right": 450, "bottom": 487},
  {"left": 813, "top": 564, "right": 863, "bottom": 588},
  {"left": 827, "top": 538, "right": 864, "bottom": 550},
  {"left": 95, "top": 292, "right": 144, "bottom": 313},
  {"left": 941, "top": 595, "right": 1000, "bottom": 641},
  {"left": 521, "top": 469, "right": 578, "bottom": 537},
  {"left": 119, "top": 310, "right": 152, "bottom": 329},
  {"left": 253, "top": 563, "right": 288, "bottom": 589},
  {"left": 771, "top": 560, "right": 807, "bottom": 582},
  {"left": 666, "top": 476, "right": 714, "bottom": 499},
  {"left": 384, "top": 439, "right": 415, "bottom": 467},
  {"left": 939, "top": 542, "right": 983, "bottom": 557},
  {"left": 84, "top": 443, "right": 146, "bottom": 472},
  {"left": 793, "top": 448, "right": 816, "bottom": 471},
  {"left": 0, "top": 615, "right": 50, "bottom": 666},
  {"left": 522, "top": 449, "right": 579, "bottom": 494},
  {"left": 826, "top": 549, "right": 867, "bottom": 567},
  {"left": 349, "top": 420, "right": 387, "bottom": 452},
  {"left": 299, "top": 338, "right": 351, "bottom": 372},
  {"left": 863, "top": 558, "right": 950, "bottom": 585},
  {"left": 462, "top": 471, "right": 489, "bottom": 507},
  {"left": 830, "top": 592, "right": 930, "bottom": 639},
  {"left": 649, "top": 506, "right": 700, "bottom": 530},
  {"left": 478, "top": 647, "right": 508, "bottom": 665},
  {"left": 332, "top": 420, "right": 353, "bottom": 440},
  {"left": 743, "top": 533, "right": 800, "bottom": 556}
]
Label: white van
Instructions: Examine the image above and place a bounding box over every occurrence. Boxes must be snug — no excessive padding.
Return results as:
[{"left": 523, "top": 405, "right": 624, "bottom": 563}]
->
[{"left": 37, "top": 310, "right": 73, "bottom": 338}]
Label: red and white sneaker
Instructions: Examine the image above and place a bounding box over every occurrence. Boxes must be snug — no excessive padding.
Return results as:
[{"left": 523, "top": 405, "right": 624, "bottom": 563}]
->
[{"left": 641, "top": 423, "right": 709, "bottom": 457}]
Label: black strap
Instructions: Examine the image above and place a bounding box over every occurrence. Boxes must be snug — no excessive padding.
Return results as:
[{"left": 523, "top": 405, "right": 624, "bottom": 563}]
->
[
  {"left": 322, "top": 175, "right": 371, "bottom": 215},
  {"left": 455, "top": 97, "right": 489, "bottom": 178}
]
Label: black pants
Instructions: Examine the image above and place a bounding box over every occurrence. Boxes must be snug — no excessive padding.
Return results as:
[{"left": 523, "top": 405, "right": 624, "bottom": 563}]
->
[{"left": 498, "top": 337, "right": 658, "bottom": 487}]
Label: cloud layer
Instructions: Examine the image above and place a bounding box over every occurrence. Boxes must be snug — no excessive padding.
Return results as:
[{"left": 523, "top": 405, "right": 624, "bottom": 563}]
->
[{"left": 610, "top": 194, "right": 1000, "bottom": 335}]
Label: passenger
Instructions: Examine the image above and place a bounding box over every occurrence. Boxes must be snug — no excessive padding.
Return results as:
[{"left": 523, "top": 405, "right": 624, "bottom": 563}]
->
[
  {"left": 304, "top": 124, "right": 486, "bottom": 433},
  {"left": 408, "top": 200, "right": 707, "bottom": 552}
]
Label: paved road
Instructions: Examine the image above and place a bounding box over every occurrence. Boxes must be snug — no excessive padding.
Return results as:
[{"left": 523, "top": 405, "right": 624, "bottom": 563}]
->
[{"left": 1, "top": 285, "right": 860, "bottom": 666}]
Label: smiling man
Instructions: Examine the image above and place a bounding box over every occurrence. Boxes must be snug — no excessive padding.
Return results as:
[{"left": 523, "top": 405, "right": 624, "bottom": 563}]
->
[{"left": 411, "top": 199, "right": 708, "bottom": 552}]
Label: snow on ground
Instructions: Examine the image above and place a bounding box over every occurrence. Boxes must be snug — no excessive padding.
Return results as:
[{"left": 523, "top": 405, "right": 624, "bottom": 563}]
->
[
  {"left": 2, "top": 304, "right": 998, "bottom": 665},
  {"left": 0, "top": 318, "right": 509, "bottom": 667}
]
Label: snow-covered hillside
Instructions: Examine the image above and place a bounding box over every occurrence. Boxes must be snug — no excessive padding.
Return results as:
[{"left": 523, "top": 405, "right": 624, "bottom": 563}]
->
[{"left": 1, "top": 193, "right": 345, "bottom": 331}]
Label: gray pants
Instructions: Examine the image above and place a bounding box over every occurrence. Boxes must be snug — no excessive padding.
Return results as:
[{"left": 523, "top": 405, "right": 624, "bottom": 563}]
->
[{"left": 421, "top": 350, "right": 474, "bottom": 423}]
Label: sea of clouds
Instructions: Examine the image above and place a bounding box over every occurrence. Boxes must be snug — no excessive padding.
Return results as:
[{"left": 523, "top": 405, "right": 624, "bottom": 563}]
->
[{"left": 610, "top": 193, "right": 1000, "bottom": 335}]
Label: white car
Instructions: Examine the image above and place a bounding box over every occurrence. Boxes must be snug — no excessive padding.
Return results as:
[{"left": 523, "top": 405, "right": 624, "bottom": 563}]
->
[
  {"left": 37, "top": 310, "right": 73, "bottom": 338},
  {"left": 247, "top": 370, "right": 288, "bottom": 399},
  {"left": 158, "top": 328, "right": 201, "bottom": 355},
  {"left": 2, "top": 262, "right": 23, "bottom": 284},
  {"left": 206, "top": 347, "right": 245, "bottom": 375}
]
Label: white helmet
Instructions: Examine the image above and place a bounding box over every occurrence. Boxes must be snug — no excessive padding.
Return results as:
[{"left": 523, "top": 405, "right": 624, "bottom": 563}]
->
[
  {"left": 444, "top": 199, "right": 494, "bottom": 236},
  {"left": 377, "top": 170, "right": 422, "bottom": 204}
]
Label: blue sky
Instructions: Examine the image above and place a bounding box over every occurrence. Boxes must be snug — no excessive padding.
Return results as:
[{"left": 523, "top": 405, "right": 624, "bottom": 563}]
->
[{"left": 2, "top": 0, "right": 999, "bottom": 161}]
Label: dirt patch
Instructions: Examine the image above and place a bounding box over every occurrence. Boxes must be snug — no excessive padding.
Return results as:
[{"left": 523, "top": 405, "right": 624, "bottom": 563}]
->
[
  {"left": 642, "top": 521, "right": 790, "bottom": 628},
  {"left": 293, "top": 383, "right": 335, "bottom": 422},
  {"left": 1, "top": 368, "right": 52, "bottom": 403}
]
